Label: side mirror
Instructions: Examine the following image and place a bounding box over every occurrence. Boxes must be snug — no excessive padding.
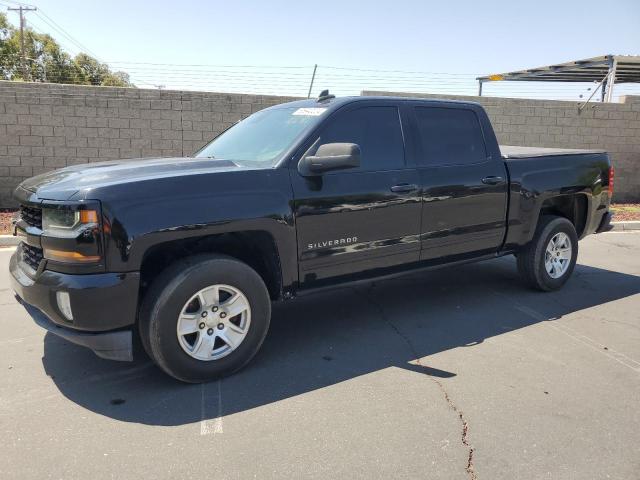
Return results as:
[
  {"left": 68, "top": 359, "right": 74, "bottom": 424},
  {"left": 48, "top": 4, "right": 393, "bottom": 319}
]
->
[{"left": 298, "top": 143, "right": 361, "bottom": 176}]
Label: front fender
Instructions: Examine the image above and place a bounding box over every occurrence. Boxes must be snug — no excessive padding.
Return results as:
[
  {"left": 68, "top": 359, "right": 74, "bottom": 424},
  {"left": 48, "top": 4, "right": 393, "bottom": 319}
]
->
[{"left": 92, "top": 168, "right": 297, "bottom": 289}]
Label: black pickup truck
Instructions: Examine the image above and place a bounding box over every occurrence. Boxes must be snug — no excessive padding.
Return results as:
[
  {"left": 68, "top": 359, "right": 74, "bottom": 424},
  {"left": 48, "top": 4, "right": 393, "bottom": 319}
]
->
[{"left": 10, "top": 92, "right": 614, "bottom": 382}]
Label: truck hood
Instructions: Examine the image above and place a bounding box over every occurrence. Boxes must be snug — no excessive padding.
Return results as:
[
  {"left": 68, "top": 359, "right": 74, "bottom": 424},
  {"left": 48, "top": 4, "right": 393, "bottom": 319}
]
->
[{"left": 19, "top": 157, "right": 243, "bottom": 201}]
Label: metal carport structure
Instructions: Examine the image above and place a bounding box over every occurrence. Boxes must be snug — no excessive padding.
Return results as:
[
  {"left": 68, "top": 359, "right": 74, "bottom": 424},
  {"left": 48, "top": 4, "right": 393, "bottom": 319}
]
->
[{"left": 477, "top": 55, "right": 640, "bottom": 102}]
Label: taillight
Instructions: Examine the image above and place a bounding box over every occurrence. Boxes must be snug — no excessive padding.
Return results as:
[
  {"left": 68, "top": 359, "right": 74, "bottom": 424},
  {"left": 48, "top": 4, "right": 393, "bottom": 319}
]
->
[{"left": 607, "top": 166, "right": 614, "bottom": 195}]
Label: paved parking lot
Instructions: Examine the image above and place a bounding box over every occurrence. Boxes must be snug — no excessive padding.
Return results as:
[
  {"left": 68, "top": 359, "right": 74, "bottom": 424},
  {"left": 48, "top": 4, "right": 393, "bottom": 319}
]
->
[{"left": 1, "top": 232, "right": 639, "bottom": 479}]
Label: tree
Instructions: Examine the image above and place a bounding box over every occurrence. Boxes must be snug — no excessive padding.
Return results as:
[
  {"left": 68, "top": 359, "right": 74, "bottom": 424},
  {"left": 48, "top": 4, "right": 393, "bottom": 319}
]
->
[
  {"left": 0, "top": 12, "right": 133, "bottom": 87},
  {"left": 74, "top": 53, "right": 132, "bottom": 86},
  {"left": 0, "top": 12, "right": 22, "bottom": 80}
]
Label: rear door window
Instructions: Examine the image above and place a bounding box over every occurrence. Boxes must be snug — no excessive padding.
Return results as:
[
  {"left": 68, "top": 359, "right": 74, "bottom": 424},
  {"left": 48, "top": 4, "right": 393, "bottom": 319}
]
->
[{"left": 414, "top": 107, "right": 487, "bottom": 166}]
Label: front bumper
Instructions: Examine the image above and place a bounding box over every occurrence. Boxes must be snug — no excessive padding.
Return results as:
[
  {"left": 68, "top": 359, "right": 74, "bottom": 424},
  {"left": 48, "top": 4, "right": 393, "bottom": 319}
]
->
[
  {"left": 10, "top": 249, "right": 139, "bottom": 361},
  {"left": 15, "top": 297, "right": 133, "bottom": 361}
]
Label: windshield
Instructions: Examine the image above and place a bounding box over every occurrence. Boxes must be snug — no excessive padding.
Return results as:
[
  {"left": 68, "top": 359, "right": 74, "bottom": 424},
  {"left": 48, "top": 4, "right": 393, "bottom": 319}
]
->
[{"left": 195, "top": 106, "right": 326, "bottom": 167}]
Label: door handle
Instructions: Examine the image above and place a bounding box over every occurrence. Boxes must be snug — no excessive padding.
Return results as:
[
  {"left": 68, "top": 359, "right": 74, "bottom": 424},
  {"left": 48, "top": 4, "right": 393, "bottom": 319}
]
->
[
  {"left": 390, "top": 183, "right": 418, "bottom": 193},
  {"left": 481, "top": 176, "right": 504, "bottom": 185}
]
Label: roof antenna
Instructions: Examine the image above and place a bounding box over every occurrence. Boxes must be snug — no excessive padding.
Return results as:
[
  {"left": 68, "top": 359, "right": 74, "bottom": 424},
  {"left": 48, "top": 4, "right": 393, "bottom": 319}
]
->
[{"left": 317, "top": 89, "right": 335, "bottom": 102}]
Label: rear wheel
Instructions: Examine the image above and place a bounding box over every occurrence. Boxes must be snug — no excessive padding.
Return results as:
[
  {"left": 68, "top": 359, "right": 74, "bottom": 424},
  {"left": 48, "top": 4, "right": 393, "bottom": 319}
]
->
[
  {"left": 516, "top": 215, "right": 578, "bottom": 291},
  {"left": 139, "top": 254, "right": 271, "bottom": 383}
]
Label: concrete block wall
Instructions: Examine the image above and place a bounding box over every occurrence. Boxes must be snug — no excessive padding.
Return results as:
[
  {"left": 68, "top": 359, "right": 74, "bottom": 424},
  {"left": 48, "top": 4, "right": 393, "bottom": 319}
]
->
[
  {"left": 364, "top": 90, "right": 640, "bottom": 202},
  {"left": 0, "top": 81, "right": 300, "bottom": 206},
  {"left": 0, "top": 81, "right": 638, "bottom": 206}
]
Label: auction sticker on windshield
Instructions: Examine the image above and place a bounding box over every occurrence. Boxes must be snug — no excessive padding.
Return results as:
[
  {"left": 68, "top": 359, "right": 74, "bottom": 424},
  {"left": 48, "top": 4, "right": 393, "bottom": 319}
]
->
[{"left": 292, "top": 108, "right": 327, "bottom": 116}]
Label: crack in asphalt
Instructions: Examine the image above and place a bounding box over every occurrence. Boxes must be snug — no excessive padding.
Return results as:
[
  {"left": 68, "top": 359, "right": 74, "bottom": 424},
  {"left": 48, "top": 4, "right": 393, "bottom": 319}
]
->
[{"left": 354, "top": 284, "right": 477, "bottom": 480}]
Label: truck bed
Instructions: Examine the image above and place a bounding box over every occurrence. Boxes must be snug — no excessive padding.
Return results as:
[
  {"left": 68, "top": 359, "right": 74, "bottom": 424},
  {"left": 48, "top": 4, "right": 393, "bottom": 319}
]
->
[{"left": 500, "top": 145, "right": 606, "bottom": 159}]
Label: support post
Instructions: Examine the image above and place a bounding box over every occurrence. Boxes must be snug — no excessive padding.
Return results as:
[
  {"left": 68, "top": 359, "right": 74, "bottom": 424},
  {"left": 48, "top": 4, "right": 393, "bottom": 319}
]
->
[
  {"left": 478, "top": 80, "right": 483, "bottom": 97},
  {"left": 605, "top": 58, "right": 618, "bottom": 103},
  {"left": 579, "top": 75, "right": 608, "bottom": 112},
  {"left": 307, "top": 64, "right": 317, "bottom": 99}
]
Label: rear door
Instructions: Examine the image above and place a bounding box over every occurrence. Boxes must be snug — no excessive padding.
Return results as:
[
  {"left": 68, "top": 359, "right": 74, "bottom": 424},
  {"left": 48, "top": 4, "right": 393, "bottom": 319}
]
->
[
  {"left": 291, "top": 102, "right": 422, "bottom": 288},
  {"left": 411, "top": 104, "right": 508, "bottom": 261}
]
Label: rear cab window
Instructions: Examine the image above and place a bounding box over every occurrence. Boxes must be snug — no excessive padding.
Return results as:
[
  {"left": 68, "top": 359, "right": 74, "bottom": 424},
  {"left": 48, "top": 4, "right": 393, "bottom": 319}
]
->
[{"left": 413, "top": 106, "right": 487, "bottom": 166}]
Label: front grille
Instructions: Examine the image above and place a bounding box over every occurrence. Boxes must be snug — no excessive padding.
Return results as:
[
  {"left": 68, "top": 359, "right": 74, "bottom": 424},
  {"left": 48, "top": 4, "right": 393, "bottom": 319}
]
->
[
  {"left": 21, "top": 243, "right": 44, "bottom": 271},
  {"left": 20, "top": 205, "right": 42, "bottom": 229}
]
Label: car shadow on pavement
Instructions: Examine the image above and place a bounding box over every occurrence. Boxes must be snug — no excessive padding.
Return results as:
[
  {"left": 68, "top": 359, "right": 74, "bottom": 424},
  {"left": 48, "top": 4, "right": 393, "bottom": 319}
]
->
[{"left": 41, "top": 256, "right": 640, "bottom": 426}]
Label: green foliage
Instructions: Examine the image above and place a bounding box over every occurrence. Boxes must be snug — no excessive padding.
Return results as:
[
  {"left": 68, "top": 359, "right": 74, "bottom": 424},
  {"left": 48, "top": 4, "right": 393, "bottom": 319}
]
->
[{"left": 0, "top": 12, "right": 133, "bottom": 87}]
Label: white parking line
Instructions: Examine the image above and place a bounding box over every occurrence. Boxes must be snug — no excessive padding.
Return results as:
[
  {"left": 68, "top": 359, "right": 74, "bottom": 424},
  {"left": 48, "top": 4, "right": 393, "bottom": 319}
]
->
[
  {"left": 545, "top": 320, "right": 640, "bottom": 373},
  {"left": 491, "top": 290, "right": 640, "bottom": 375},
  {"left": 511, "top": 303, "right": 640, "bottom": 374},
  {"left": 200, "top": 380, "right": 223, "bottom": 435}
]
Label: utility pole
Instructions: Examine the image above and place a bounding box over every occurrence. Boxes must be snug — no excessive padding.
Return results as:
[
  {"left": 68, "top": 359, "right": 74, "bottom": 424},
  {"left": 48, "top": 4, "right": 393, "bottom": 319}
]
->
[{"left": 8, "top": 6, "right": 37, "bottom": 81}]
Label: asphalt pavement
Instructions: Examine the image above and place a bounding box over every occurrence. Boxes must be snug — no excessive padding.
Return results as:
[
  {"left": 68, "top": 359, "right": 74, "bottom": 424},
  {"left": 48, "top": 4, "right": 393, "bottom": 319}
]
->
[{"left": 1, "top": 232, "right": 639, "bottom": 479}]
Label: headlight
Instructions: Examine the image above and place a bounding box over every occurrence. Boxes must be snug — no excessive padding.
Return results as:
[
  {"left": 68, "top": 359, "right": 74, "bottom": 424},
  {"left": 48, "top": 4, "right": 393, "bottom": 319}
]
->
[
  {"left": 42, "top": 208, "right": 98, "bottom": 238},
  {"left": 41, "top": 207, "right": 102, "bottom": 264}
]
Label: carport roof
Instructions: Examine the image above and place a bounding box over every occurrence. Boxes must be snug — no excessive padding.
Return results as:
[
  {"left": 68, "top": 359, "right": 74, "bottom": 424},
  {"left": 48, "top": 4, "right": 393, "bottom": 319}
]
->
[{"left": 477, "top": 55, "right": 640, "bottom": 83}]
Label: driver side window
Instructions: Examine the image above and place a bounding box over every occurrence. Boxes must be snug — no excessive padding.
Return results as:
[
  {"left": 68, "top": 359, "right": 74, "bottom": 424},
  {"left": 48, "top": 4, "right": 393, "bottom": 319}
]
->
[{"left": 318, "top": 106, "right": 405, "bottom": 172}]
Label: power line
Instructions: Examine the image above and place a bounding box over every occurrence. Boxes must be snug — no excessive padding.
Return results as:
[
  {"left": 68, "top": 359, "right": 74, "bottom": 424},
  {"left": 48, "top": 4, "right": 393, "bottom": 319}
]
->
[
  {"left": 1, "top": 55, "right": 632, "bottom": 92},
  {"left": 104, "top": 61, "right": 312, "bottom": 68},
  {"left": 25, "top": 16, "right": 84, "bottom": 54},
  {"left": 0, "top": 80, "right": 635, "bottom": 101},
  {"left": 33, "top": 9, "right": 100, "bottom": 59},
  {"left": 319, "top": 65, "right": 481, "bottom": 76},
  {"left": 1, "top": 2, "right": 102, "bottom": 60},
  {"left": 6, "top": 71, "right": 604, "bottom": 94},
  {"left": 0, "top": 0, "right": 37, "bottom": 7},
  {"left": 1, "top": 70, "right": 636, "bottom": 101},
  {"left": 100, "top": 61, "right": 481, "bottom": 77},
  {"left": 2, "top": 75, "right": 634, "bottom": 100}
]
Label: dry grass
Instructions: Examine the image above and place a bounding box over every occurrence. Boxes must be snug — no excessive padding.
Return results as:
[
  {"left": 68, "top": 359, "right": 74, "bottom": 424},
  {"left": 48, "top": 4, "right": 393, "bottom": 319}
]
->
[
  {"left": 0, "top": 210, "right": 17, "bottom": 235},
  {"left": 611, "top": 203, "right": 640, "bottom": 222}
]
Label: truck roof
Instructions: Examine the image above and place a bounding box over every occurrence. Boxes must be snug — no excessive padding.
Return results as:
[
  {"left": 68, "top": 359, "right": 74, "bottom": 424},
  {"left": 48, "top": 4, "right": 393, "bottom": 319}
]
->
[{"left": 268, "top": 95, "right": 483, "bottom": 111}]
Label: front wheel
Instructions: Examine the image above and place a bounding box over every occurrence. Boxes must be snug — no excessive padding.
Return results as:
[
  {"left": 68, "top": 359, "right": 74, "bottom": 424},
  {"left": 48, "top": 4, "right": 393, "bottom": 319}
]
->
[
  {"left": 139, "top": 254, "right": 271, "bottom": 383},
  {"left": 517, "top": 215, "right": 578, "bottom": 291}
]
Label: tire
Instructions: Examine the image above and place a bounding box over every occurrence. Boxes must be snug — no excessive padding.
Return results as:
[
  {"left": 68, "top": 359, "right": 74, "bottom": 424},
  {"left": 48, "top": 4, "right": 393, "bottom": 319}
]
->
[
  {"left": 139, "top": 254, "right": 271, "bottom": 383},
  {"left": 516, "top": 215, "right": 578, "bottom": 291}
]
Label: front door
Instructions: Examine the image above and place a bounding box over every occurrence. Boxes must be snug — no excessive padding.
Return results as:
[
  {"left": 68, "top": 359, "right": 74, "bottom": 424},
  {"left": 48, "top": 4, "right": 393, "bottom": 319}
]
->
[{"left": 291, "top": 103, "right": 422, "bottom": 288}]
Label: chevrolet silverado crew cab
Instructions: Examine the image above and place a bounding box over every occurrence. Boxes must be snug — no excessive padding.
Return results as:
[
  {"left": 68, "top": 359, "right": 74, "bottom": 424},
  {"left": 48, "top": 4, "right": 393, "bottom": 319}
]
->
[{"left": 10, "top": 92, "right": 614, "bottom": 382}]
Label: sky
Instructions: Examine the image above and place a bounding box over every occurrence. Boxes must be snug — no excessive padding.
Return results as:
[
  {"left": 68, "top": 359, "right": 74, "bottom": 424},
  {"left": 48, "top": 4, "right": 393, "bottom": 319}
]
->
[{"left": 3, "top": 0, "right": 640, "bottom": 100}]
